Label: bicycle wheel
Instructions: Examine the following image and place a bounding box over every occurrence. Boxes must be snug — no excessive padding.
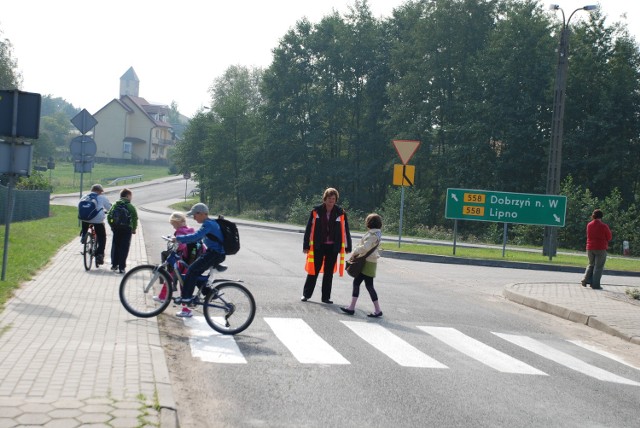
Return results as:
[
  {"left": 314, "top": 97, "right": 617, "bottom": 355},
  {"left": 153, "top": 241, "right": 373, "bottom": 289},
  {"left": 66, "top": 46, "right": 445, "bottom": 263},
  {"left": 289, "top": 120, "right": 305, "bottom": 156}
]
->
[
  {"left": 83, "top": 234, "right": 95, "bottom": 271},
  {"left": 119, "top": 264, "right": 173, "bottom": 318},
  {"left": 203, "top": 282, "right": 256, "bottom": 335}
]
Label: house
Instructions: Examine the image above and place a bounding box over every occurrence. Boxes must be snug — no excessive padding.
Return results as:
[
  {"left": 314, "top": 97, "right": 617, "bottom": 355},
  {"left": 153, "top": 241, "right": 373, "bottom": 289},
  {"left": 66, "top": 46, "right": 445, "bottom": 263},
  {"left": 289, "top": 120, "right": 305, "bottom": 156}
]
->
[{"left": 92, "top": 67, "right": 174, "bottom": 163}]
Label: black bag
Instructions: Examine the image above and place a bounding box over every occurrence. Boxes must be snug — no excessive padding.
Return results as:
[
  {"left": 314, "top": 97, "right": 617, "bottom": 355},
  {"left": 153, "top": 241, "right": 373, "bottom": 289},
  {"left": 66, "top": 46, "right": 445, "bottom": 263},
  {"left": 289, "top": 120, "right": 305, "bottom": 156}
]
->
[
  {"left": 108, "top": 203, "right": 131, "bottom": 229},
  {"left": 345, "top": 240, "right": 380, "bottom": 278},
  {"left": 207, "top": 216, "right": 240, "bottom": 255}
]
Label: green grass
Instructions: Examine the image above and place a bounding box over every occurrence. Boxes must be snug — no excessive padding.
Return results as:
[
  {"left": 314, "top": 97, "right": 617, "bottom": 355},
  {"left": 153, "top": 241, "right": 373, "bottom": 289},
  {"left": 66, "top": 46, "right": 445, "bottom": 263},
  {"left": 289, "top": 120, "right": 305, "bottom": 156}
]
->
[
  {"left": 383, "top": 242, "right": 640, "bottom": 272},
  {"left": 46, "top": 162, "right": 174, "bottom": 194},
  {"left": 0, "top": 205, "right": 79, "bottom": 308}
]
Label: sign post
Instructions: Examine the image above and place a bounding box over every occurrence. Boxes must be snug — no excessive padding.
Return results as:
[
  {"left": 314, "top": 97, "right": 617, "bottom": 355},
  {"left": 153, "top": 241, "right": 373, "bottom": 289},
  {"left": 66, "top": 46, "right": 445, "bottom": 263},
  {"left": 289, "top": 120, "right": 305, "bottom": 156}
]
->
[
  {"left": 70, "top": 109, "right": 98, "bottom": 198},
  {"left": 392, "top": 140, "right": 420, "bottom": 247},
  {"left": 0, "top": 90, "right": 41, "bottom": 281}
]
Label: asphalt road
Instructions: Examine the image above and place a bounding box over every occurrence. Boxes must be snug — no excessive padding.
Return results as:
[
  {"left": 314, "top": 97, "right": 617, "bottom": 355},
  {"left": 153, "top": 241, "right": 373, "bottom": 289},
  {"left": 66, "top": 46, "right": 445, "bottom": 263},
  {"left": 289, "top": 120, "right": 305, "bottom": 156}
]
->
[
  {"left": 54, "top": 179, "right": 640, "bottom": 427},
  {"left": 145, "top": 222, "right": 640, "bottom": 428}
]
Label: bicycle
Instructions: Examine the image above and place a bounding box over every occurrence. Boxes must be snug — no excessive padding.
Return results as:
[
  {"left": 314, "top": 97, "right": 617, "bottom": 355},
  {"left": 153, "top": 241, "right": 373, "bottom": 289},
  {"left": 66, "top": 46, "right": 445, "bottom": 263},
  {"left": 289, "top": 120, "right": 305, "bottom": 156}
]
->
[
  {"left": 82, "top": 224, "right": 98, "bottom": 271},
  {"left": 118, "top": 236, "right": 256, "bottom": 335}
]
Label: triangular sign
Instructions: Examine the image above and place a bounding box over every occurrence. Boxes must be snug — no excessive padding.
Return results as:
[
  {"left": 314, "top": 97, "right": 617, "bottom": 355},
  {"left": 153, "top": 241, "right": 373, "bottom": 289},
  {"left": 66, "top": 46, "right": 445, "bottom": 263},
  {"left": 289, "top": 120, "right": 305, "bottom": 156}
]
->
[{"left": 393, "top": 140, "right": 420, "bottom": 165}]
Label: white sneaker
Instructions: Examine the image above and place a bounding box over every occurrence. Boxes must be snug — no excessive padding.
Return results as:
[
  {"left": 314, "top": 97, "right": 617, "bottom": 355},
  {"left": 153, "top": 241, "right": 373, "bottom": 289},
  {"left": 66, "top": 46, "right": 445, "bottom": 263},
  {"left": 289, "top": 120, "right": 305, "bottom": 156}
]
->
[
  {"left": 176, "top": 308, "right": 193, "bottom": 318},
  {"left": 152, "top": 296, "right": 165, "bottom": 303}
]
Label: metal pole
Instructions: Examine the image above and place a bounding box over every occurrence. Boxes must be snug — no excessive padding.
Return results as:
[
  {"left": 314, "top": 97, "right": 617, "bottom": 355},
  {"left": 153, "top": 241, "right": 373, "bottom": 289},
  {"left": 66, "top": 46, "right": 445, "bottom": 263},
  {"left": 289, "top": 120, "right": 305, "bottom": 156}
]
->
[
  {"left": 543, "top": 5, "right": 597, "bottom": 260},
  {"left": 398, "top": 186, "right": 405, "bottom": 248}
]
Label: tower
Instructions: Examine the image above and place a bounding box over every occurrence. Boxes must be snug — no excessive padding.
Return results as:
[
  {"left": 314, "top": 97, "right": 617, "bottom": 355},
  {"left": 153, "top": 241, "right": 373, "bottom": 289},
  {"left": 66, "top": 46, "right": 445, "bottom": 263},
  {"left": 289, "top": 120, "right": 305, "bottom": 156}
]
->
[{"left": 119, "top": 67, "right": 139, "bottom": 98}]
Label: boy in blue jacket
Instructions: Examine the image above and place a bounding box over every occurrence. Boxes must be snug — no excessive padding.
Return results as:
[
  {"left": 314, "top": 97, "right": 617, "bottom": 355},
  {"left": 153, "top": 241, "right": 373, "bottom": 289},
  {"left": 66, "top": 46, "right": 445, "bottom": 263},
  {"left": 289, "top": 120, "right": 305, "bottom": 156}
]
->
[{"left": 171, "top": 203, "right": 225, "bottom": 317}]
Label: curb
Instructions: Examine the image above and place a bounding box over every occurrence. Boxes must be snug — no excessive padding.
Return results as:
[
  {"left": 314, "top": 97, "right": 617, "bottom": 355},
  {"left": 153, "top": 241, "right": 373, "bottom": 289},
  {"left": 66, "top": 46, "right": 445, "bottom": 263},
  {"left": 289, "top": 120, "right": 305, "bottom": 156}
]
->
[{"left": 503, "top": 286, "right": 640, "bottom": 345}]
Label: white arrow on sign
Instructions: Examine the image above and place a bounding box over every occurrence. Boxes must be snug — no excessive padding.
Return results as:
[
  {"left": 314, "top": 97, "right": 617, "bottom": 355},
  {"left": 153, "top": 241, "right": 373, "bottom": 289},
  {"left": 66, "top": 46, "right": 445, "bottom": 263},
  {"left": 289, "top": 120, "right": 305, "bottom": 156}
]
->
[
  {"left": 451, "top": 193, "right": 459, "bottom": 202},
  {"left": 553, "top": 214, "right": 560, "bottom": 223}
]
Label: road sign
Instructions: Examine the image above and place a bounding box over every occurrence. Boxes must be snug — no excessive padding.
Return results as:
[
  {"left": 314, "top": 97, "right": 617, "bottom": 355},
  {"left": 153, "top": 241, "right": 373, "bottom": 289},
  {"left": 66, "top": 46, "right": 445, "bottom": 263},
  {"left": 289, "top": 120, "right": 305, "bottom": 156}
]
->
[
  {"left": 392, "top": 140, "right": 420, "bottom": 165},
  {"left": 445, "top": 188, "right": 567, "bottom": 227},
  {"left": 0, "top": 90, "right": 41, "bottom": 139},
  {"left": 71, "top": 109, "right": 97, "bottom": 134},
  {"left": 393, "top": 164, "right": 415, "bottom": 186},
  {"left": 69, "top": 135, "right": 97, "bottom": 156}
]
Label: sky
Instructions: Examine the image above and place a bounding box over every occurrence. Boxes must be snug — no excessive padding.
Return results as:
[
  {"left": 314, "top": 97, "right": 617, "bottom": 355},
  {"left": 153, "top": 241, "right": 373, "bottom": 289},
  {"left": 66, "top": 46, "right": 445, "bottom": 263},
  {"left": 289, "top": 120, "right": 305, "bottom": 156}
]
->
[{"left": 2, "top": 1, "right": 638, "bottom": 118}]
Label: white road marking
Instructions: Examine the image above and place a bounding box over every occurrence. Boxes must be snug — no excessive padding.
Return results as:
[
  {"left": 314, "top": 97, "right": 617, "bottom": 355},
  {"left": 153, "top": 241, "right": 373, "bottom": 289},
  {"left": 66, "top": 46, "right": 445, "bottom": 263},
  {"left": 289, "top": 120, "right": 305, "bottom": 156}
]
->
[
  {"left": 342, "top": 321, "right": 447, "bottom": 368},
  {"left": 567, "top": 340, "right": 640, "bottom": 371},
  {"left": 265, "top": 318, "right": 350, "bottom": 364},
  {"left": 418, "top": 326, "right": 547, "bottom": 375},
  {"left": 183, "top": 316, "right": 247, "bottom": 364},
  {"left": 495, "top": 333, "right": 640, "bottom": 386}
]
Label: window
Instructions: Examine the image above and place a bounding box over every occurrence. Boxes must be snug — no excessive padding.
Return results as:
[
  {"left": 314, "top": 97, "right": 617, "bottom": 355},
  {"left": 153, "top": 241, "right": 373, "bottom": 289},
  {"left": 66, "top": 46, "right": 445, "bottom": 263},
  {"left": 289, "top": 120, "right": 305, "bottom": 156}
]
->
[{"left": 123, "top": 142, "right": 132, "bottom": 154}]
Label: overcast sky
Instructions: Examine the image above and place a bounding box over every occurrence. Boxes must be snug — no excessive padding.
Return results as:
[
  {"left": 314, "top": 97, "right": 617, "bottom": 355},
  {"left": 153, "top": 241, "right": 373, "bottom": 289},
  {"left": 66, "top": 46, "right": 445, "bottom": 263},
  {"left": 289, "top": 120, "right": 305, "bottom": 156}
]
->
[{"left": 2, "top": 0, "right": 638, "bottom": 118}]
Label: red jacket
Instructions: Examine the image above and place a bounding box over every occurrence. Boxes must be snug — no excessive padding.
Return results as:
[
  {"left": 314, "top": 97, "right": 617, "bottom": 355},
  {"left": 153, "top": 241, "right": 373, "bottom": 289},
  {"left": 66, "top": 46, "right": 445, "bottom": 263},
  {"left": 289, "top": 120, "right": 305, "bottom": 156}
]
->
[{"left": 586, "top": 219, "right": 612, "bottom": 250}]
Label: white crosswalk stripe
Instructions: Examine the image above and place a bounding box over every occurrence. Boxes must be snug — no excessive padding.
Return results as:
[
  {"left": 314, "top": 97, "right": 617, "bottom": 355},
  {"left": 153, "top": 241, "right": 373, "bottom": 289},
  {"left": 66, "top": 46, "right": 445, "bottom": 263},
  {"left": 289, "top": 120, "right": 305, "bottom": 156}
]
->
[
  {"left": 179, "top": 316, "right": 640, "bottom": 386},
  {"left": 265, "top": 317, "right": 350, "bottom": 364},
  {"left": 183, "top": 316, "right": 247, "bottom": 364},
  {"left": 341, "top": 321, "right": 447, "bottom": 368},
  {"left": 567, "top": 340, "right": 640, "bottom": 371},
  {"left": 494, "top": 333, "right": 640, "bottom": 386},
  {"left": 418, "top": 326, "right": 547, "bottom": 375}
]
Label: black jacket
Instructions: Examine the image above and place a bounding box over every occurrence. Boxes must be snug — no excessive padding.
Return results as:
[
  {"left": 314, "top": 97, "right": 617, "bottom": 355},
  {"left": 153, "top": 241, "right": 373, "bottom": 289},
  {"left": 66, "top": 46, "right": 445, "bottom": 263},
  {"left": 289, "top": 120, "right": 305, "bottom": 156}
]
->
[{"left": 303, "top": 204, "right": 352, "bottom": 253}]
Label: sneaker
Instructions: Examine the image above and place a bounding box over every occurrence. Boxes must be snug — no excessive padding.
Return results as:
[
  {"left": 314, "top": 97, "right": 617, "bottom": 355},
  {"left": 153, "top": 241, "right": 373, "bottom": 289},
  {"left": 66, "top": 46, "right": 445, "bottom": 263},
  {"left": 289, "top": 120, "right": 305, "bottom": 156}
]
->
[
  {"left": 118, "top": 269, "right": 126, "bottom": 274},
  {"left": 80, "top": 233, "right": 86, "bottom": 244},
  {"left": 176, "top": 308, "right": 193, "bottom": 318},
  {"left": 152, "top": 296, "right": 165, "bottom": 303},
  {"left": 110, "top": 265, "right": 117, "bottom": 271}
]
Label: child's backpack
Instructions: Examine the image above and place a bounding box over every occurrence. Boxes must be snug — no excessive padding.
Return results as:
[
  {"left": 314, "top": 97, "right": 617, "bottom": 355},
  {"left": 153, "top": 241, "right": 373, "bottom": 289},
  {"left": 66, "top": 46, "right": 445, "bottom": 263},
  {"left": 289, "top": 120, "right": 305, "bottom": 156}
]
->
[
  {"left": 108, "top": 203, "right": 132, "bottom": 229},
  {"left": 207, "top": 216, "right": 240, "bottom": 255},
  {"left": 78, "top": 193, "right": 101, "bottom": 221}
]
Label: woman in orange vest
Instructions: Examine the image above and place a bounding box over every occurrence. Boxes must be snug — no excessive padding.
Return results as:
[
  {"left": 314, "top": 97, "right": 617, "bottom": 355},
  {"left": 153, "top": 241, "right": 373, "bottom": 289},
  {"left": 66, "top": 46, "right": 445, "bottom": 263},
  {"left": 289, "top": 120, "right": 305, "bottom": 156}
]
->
[{"left": 301, "top": 187, "right": 352, "bottom": 304}]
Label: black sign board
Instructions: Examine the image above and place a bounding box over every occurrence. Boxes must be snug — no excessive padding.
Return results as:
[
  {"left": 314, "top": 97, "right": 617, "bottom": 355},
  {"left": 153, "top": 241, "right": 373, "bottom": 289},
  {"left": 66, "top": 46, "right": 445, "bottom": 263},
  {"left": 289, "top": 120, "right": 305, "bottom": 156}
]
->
[{"left": 0, "top": 90, "right": 42, "bottom": 139}]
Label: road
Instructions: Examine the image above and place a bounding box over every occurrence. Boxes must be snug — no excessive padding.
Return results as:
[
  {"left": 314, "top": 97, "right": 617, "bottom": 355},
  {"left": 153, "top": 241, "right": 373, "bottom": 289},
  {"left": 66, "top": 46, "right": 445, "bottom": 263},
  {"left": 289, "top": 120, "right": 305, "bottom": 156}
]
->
[
  {"left": 59, "top": 180, "right": 640, "bottom": 427},
  {"left": 146, "top": 223, "right": 640, "bottom": 428}
]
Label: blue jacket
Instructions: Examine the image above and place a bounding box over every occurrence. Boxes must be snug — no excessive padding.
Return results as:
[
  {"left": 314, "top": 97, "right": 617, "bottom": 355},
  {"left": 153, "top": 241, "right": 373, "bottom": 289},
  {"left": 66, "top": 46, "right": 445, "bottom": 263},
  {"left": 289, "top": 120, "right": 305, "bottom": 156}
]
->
[{"left": 176, "top": 218, "right": 224, "bottom": 254}]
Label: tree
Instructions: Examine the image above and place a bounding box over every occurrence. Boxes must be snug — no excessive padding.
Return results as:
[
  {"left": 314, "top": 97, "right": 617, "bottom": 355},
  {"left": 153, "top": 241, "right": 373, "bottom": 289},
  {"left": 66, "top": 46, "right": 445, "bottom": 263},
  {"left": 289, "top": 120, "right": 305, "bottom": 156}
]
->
[{"left": 0, "top": 27, "right": 21, "bottom": 89}]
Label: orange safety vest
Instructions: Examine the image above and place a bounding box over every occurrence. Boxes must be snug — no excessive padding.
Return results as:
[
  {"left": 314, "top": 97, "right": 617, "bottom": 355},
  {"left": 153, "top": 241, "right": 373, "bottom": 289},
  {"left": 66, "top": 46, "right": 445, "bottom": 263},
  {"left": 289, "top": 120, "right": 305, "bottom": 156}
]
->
[{"left": 304, "top": 211, "right": 347, "bottom": 276}]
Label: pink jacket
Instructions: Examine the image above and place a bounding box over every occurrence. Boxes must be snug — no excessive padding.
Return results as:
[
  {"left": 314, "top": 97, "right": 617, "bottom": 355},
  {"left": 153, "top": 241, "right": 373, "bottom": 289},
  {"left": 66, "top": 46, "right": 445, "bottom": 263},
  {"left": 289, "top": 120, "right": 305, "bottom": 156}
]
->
[{"left": 174, "top": 225, "right": 195, "bottom": 259}]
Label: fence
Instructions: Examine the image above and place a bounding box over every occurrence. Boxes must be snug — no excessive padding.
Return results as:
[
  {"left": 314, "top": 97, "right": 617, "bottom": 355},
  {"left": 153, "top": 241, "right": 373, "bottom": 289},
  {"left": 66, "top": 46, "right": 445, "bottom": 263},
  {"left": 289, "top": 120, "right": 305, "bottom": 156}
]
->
[{"left": 0, "top": 184, "right": 50, "bottom": 224}]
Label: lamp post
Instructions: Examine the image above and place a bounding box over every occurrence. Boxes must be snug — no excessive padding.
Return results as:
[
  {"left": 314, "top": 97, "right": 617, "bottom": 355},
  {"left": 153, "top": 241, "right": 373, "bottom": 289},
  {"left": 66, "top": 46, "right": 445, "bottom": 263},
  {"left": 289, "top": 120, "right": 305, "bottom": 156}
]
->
[{"left": 542, "top": 3, "right": 598, "bottom": 259}]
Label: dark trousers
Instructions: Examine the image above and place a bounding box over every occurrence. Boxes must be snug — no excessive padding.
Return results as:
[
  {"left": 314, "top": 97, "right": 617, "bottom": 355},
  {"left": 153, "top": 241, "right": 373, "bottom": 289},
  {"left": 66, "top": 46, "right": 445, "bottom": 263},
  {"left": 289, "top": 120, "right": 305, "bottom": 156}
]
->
[
  {"left": 182, "top": 250, "right": 225, "bottom": 299},
  {"left": 111, "top": 228, "right": 132, "bottom": 270},
  {"left": 351, "top": 273, "right": 378, "bottom": 302},
  {"left": 303, "top": 244, "right": 338, "bottom": 301},
  {"left": 82, "top": 222, "right": 106, "bottom": 262}
]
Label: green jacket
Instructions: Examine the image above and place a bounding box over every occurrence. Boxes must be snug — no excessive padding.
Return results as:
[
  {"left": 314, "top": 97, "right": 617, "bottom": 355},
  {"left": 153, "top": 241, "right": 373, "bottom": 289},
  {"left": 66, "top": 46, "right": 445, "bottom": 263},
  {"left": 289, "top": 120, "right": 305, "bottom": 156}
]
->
[{"left": 107, "top": 198, "right": 138, "bottom": 231}]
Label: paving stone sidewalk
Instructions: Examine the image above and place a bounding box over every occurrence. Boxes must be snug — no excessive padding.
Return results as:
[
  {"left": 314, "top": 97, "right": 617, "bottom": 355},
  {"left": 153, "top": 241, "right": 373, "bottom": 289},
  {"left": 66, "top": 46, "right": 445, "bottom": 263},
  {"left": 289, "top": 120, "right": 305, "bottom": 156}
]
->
[
  {"left": 0, "top": 226, "right": 177, "bottom": 428},
  {"left": 504, "top": 282, "right": 640, "bottom": 345}
]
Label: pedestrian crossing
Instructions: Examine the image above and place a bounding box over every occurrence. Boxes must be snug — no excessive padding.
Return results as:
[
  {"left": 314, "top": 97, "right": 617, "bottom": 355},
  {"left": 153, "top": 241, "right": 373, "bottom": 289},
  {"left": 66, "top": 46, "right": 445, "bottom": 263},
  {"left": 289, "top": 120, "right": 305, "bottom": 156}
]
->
[{"left": 182, "top": 316, "right": 640, "bottom": 386}]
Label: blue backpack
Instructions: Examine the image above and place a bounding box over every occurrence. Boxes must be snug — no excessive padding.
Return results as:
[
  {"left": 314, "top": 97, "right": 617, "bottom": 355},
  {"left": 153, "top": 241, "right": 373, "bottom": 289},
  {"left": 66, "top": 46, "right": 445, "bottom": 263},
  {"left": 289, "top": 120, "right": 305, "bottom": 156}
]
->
[{"left": 78, "top": 193, "right": 101, "bottom": 221}]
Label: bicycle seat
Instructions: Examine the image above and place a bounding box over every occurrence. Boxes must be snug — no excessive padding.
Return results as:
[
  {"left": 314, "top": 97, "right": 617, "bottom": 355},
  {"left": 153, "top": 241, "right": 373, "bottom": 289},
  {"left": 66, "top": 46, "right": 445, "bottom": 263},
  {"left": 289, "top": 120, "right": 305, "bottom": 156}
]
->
[{"left": 214, "top": 264, "right": 228, "bottom": 272}]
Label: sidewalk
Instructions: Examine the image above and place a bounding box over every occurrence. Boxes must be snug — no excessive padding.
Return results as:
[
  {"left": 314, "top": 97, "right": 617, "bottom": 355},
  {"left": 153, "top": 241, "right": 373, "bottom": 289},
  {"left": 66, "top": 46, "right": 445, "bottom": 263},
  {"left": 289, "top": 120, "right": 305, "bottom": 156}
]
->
[
  {"left": 0, "top": 226, "right": 178, "bottom": 428},
  {"left": 0, "top": 211, "right": 639, "bottom": 427},
  {"left": 504, "top": 282, "right": 640, "bottom": 345}
]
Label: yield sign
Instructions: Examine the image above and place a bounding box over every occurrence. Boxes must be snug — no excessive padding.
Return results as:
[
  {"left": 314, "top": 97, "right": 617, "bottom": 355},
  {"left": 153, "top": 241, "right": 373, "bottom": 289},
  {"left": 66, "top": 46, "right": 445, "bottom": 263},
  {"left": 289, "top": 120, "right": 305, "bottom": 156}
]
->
[{"left": 393, "top": 140, "right": 420, "bottom": 165}]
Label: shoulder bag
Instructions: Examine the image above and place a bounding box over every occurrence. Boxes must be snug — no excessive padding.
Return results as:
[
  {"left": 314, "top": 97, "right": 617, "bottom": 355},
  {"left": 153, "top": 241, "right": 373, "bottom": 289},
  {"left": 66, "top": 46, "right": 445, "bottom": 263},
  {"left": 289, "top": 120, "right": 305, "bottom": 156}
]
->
[{"left": 345, "top": 239, "right": 380, "bottom": 278}]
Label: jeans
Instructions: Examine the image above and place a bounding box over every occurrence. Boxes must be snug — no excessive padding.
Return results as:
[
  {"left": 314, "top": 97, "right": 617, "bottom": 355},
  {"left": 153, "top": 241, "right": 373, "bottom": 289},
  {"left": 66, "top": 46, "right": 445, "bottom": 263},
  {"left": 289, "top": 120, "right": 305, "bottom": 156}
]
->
[
  {"left": 583, "top": 249, "right": 607, "bottom": 287},
  {"left": 181, "top": 250, "right": 225, "bottom": 299}
]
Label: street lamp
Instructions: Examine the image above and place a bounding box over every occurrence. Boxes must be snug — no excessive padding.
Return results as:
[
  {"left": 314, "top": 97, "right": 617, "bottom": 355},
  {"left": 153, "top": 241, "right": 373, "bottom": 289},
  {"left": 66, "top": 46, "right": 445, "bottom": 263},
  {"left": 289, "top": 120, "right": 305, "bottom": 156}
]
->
[{"left": 542, "top": 3, "right": 598, "bottom": 258}]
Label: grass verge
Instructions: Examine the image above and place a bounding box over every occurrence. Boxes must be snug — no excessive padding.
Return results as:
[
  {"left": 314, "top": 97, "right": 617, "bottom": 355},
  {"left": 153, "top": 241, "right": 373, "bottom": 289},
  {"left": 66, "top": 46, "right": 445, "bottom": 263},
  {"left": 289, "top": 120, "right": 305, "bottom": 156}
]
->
[
  {"left": 0, "top": 205, "right": 78, "bottom": 308},
  {"left": 383, "top": 242, "right": 640, "bottom": 272}
]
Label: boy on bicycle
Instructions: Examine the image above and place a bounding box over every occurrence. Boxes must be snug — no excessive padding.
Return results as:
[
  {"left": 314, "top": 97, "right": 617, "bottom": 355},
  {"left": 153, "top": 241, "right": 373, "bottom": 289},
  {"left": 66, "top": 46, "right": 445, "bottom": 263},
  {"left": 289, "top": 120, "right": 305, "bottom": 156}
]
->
[
  {"left": 171, "top": 203, "right": 225, "bottom": 316},
  {"left": 80, "top": 184, "right": 111, "bottom": 267}
]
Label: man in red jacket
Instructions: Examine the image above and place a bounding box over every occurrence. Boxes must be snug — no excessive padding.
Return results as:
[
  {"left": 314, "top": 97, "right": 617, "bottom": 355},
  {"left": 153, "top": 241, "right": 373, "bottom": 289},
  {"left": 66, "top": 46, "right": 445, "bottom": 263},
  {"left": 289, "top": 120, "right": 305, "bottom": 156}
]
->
[{"left": 581, "top": 209, "right": 612, "bottom": 290}]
